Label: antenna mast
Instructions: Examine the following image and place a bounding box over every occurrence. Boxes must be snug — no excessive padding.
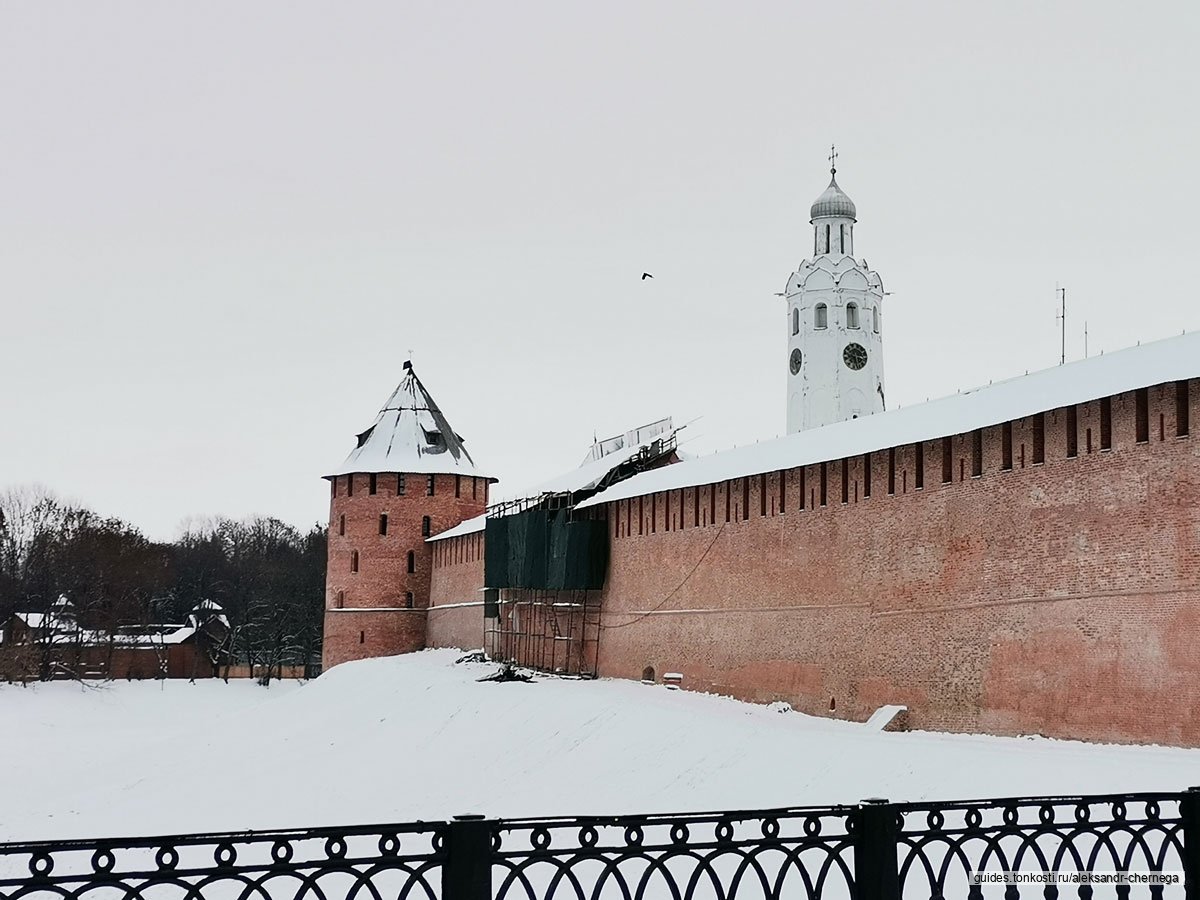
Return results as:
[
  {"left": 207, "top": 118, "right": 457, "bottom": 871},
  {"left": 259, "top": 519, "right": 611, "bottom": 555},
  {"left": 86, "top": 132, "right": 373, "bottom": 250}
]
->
[{"left": 1055, "top": 285, "right": 1066, "bottom": 365}]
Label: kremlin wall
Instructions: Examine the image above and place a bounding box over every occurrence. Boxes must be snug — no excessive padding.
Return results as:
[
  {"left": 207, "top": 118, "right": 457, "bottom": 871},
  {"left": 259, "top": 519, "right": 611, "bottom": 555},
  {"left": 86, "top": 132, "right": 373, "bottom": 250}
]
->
[
  {"left": 423, "top": 371, "right": 1199, "bottom": 746},
  {"left": 324, "top": 163, "right": 1200, "bottom": 747}
]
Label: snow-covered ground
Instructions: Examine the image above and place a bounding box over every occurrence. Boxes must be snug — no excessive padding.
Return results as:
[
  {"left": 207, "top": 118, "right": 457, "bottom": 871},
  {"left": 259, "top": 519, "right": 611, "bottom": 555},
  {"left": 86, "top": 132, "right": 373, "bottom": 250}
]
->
[{"left": 3, "top": 649, "right": 1198, "bottom": 843}]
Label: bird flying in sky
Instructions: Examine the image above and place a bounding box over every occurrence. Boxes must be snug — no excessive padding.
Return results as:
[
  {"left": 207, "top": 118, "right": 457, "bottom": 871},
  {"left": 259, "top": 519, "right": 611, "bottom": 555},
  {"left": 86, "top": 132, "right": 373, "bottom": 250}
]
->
[{"left": 641, "top": 272, "right": 653, "bottom": 280}]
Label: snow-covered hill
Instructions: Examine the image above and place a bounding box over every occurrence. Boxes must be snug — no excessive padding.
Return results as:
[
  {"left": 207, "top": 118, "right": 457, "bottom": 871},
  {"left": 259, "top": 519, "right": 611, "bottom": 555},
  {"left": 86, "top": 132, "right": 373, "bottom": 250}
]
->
[{"left": 3, "top": 649, "right": 1198, "bottom": 842}]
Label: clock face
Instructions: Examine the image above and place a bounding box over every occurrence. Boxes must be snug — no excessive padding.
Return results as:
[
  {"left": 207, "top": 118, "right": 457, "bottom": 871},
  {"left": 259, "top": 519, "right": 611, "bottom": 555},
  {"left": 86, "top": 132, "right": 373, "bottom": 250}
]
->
[
  {"left": 789, "top": 348, "right": 803, "bottom": 375},
  {"left": 843, "top": 342, "right": 868, "bottom": 371}
]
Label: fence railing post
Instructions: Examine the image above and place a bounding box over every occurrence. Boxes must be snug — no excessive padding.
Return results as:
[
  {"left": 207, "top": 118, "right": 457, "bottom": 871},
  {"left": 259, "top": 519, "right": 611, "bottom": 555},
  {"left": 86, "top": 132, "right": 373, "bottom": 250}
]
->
[
  {"left": 1183, "top": 787, "right": 1200, "bottom": 900},
  {"left": 855, "top": 798, "right": 900, "bottom": 900},
  {"left": 445, "top": 815, "right": 493, "bottom": 900}
]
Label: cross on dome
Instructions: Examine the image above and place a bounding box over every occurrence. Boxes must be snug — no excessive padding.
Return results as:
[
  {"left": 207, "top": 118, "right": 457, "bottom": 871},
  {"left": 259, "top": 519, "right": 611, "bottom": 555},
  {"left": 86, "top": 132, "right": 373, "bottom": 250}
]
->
[{"left": 810, "top": 147, "right": 856, "bottom": 221}]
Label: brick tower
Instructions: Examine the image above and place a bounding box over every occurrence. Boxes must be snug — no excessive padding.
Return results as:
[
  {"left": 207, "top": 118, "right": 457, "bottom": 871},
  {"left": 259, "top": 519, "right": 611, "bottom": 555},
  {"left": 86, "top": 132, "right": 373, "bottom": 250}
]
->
[{"left": 322, "top": 361, "right": 493, "bottom": 670}]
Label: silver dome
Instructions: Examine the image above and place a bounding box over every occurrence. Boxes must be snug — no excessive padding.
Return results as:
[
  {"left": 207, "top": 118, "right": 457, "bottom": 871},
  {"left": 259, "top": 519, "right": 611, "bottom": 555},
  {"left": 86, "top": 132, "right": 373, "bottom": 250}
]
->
[{"left": 810, "top": 174, "right": 857, "bottom": 221}]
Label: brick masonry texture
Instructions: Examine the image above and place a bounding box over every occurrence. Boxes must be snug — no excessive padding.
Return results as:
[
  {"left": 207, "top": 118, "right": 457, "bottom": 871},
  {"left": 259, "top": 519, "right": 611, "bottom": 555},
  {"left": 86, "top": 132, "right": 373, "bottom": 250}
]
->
[
  {"left": 597, "top": 381, "right": 1200, "bottom": 745},
  {"left": 419, "top": 380, "right": 1199, "bottom": 745},
  {"left": 323, "top": 472, "right": 487, "bottom": 669},
  {"left": 428, "top": 532, "right": 487, "bottom": 652}
]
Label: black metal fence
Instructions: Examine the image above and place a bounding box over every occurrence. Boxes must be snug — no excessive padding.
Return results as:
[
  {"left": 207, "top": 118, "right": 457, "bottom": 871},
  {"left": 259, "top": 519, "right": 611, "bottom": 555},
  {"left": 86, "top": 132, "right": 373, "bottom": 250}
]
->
[{"left": 2, "top": 789, "right": 1197, "bottom": 900}]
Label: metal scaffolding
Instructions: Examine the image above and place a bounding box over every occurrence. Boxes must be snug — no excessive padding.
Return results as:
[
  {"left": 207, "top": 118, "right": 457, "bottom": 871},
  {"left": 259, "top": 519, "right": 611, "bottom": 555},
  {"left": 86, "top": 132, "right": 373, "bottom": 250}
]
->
[{"left": 484, "top": 588, "right": 601, "bottom": 678}]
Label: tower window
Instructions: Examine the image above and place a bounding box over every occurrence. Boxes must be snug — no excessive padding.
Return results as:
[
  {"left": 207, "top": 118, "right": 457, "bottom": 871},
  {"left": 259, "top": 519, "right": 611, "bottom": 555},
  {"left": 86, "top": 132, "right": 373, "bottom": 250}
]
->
[
  {"left": 888, "top": 448, "right": 896, "bottom": 495},
  {"left": 759, "top": 474, "right": 767, "bottom": 516},
  {"left": 455, "top": 475, "right": 461, "bottom": 497},
  {"left": 407, "top": 550, "right": 415, "bottom": 573},
  {"left": 824, "top": 224, "right": 830, "bottom": 254},
  {"left": 1066, "top": 407, "right": 1078, "bottom": 458},
  {"left": 863, "top": 453, "right": 871, "bottom": 498},
  {"left": 742, "top": 478, "right": 750, "bottom": 521},
  {"left": 846, "top": 303, "right": 859, "bottom": 329},
  {"left": 422, "top": 516, "right": 431, "bottom": 537},
  {"left": 336, "top": 590, "right": 344, "bottom": 609},
  {"left": 914, "top": 442, "right": 924, "bottom": 489},
  {"left": 841, "top": 459, "right": 849, "bottom": 504},
  {"left": 709, "top": 483, "right": 716, "bottom": 524},
  {"left": 972, "top": 429, "right": 983, "bottom": 476},
  {"left": 339, "top": 515, "right": 345, "bottom": 536},
  {"left": 873, "top": 307, "right": 880, "bottom": 333},
  {"left": 1002, "top": 422, "right": 1013, "bottom": 470},
  {"left": 397, "top": 473, "right": 406, "bottom": 496},
  {"left": 426, "top": 475, "right": 436, "bottom": 496},
  {"left": 839, "top": 223, "right": 845, "bottom": 254},
  {"left": 359, "top": 631, "right": 365, "bottom": 644},
  {"left": 1135, "top": 388, "right": 1149, "bottom": 442},
  {"left": 1100, "top": 397, "right": 1112, "bottom": 449},
  {"left": 815, "top": 303, "right": 828, "bottom": 329},
  {"left": 1032, "top": 413, "right": 1046, "bottom": 463},
  {"left": 350, "top": 550, "right": 359, "bottom": 573},
  {"left": 405, "top": 591, "right": 413, "bottom": 609},
  {"left": 369, "top": 474, "right": 377, "bottom": 495},
  {"left": 792, "top": 307, "right": 800, "bottom": 336},
  {"left": 941, "top": 437, "right": 953, "bottom": 483},
  {"left": 693, "top": 487, "right": 700, "bottom": 525},
  {"left": 346, "top": 474, "right": 354, "bottom": 497},
  {"left": 1177, "top": 381, "right": 1190, "bottom": 437},
  {"left": 820, "top": 462, "right": 828, "bottom": 506},
  {"left": 379, "top": 514, "right": 388, "bottom": 536},
  {"left": 799, "top": 467, "right": 806, "bottom": 509},
  {"left": 778, "top": 470, "right": 786, "bottom": 514}
]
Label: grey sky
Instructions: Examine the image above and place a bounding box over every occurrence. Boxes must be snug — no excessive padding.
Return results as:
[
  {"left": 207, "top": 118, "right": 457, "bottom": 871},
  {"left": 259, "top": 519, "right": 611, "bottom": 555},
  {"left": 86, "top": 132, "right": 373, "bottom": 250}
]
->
[{"left": 2, "top": 1, "right": 1198, "bottom": 540}]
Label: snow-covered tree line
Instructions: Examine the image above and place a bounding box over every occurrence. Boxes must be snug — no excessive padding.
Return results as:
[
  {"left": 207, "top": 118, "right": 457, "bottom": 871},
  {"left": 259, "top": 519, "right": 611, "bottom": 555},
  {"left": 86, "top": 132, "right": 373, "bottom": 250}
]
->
[{"left": 0, "top": 486, "right": 326, "bottom": 681}]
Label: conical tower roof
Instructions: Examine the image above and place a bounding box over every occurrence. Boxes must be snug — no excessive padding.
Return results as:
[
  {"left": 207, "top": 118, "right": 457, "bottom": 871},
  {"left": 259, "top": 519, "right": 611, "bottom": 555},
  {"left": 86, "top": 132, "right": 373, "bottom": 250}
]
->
[{"left": 325, "top": 362, "right": 494, "bottom": 480}]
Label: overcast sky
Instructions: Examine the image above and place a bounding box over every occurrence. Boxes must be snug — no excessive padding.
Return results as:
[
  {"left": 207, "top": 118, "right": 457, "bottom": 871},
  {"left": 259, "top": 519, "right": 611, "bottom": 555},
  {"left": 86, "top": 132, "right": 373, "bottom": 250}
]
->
[{"left": 2, "top": 1, "right": 1198, "bottom": 540}]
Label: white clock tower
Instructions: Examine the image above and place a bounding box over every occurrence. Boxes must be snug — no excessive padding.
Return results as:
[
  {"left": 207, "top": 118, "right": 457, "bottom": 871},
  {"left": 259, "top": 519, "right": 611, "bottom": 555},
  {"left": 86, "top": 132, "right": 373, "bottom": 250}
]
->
[{"left": 785, "top": 148, "right": 887, "bottom": 434}]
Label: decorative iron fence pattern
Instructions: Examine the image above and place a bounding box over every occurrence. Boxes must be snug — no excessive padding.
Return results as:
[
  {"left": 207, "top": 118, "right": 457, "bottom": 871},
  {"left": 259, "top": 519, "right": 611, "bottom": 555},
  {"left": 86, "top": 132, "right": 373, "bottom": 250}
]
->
[
  {"left": 1, "top": 789, "right": 1197, "bottom": 900},
  {"left": 894, "top": 793, "right": 1188, "bottom": 900},
  {"left": 0, "top": 821, "right": 445, "bottom": 900},
  {"left": 492, "top": 806, "right": 856, "bottom": 900}
]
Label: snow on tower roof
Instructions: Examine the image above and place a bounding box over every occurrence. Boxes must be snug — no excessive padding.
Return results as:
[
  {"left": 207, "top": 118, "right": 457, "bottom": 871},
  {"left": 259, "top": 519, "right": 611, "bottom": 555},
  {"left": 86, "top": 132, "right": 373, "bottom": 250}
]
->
[
  {"left": 577, "top": 331, "right": 1200, "bottom": 510},
  {"left": 326, "top": 362, "right": 494, "bottom": 480}
]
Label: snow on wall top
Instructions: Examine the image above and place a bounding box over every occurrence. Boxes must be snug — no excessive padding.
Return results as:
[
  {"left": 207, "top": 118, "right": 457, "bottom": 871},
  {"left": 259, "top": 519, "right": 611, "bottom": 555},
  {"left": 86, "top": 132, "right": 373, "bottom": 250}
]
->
[
  {"left": 578, "top": 330, "right": 1200, "bottom": 510},
  {"left": 428, "top": 512, "right": 488, "bottom": 542},
  {"left": 495, "top": 418, "right": 677, "bottom": 502},
  {"left": 326, "top": 363, "right": 494, "bottom": 480},
  {"left": 427, "top": 418, "right": 678, "bottom": 542}
]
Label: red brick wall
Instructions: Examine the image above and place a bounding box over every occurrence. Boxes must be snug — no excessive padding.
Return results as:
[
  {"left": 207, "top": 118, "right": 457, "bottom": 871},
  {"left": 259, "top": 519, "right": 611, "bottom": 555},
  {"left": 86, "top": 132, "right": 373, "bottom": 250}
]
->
[
  {"left": 323, "top": 608, "right": 430, "bottom": 667},
  {"left": 597, "top": 380, "right": 1200, "bottom": 745},
  {"left": 427, "top": 530, "right": 488, "bottom": 651},
  {"left": 323, "top": 472, "right": 488, "bottom": 669}
]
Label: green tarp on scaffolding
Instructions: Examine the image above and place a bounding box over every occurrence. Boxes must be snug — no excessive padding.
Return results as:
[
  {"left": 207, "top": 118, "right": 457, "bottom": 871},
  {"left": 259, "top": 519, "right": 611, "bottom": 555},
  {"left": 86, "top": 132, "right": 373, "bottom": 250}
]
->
[{"left": 484, "top": 509, "right": 608, "bottom": 590}]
